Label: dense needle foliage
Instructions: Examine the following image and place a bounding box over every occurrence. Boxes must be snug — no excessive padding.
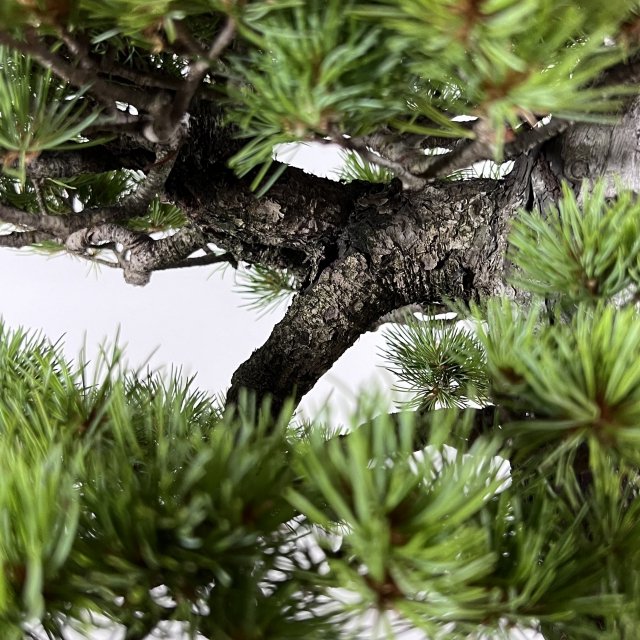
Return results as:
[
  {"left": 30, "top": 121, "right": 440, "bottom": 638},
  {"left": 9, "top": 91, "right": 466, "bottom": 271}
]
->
[
  {"left": 4, "top": 184, "right": 640, "bottom": 639},
  {"left": 2, "top": 1, "right": 640, "bottom": 639}
]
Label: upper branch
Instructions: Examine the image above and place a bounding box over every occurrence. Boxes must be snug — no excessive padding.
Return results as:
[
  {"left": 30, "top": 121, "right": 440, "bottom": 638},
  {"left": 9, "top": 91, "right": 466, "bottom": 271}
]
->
[
  {"left": 0, "top": 30, "right": 161, "bottom": 113},
  {"left": 147, "top": 18, "right": 236, "bottom": 142}
]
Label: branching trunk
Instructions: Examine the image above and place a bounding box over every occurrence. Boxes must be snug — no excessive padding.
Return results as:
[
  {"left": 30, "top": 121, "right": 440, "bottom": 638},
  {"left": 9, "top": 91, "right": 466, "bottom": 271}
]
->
[
  {"left": 3, "top": 71, "right": 640, "bottom": 414},
  {"left": 229, "top": 164, "right": 532, "bottom": 407}
]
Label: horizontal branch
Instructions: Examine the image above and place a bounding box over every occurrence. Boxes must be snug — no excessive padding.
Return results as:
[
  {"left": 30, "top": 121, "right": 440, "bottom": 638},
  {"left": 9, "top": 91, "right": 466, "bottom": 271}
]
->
[
  {"left": 228, "top": 170, "right": 529, "bottom": 411},
  {"left": 155, "top": 251, "right": 236, "bottom": 270},
  {"left": 0, "top": 30, "right": 161, "bottom": 112},
  {"left": 0, "top": 230, "right": 53, "bottom": 248},
  {"left": 65, "top": 224, "right": 207, "bottom": 285}
]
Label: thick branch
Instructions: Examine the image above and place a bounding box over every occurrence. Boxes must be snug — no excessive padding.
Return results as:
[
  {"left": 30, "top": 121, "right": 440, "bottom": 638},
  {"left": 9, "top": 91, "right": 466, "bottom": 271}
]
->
[
  {"left": 229, "top": 251, "right": 398, "bottom": 410},
  {"left": 229, "top": 173, "right": 530, "bottom": 409},
  {"left": 26, "top": 147, "right": 148, "bottom": 180}
]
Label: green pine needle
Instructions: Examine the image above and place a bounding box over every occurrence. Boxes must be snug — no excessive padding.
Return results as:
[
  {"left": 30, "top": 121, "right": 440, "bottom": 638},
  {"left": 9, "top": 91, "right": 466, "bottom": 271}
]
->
[
  {"left": 382, "top": 317, "right": 490, "bottom": 410},
  {"left": 236, "top": 264, "right": 297, "bottom": 315}
]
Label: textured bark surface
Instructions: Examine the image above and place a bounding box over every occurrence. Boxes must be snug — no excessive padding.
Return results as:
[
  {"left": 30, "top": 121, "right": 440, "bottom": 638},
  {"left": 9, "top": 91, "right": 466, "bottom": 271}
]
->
[
  {"left": 229, "top": 165, "right": 532, "bottom": 407},
  {"left": 558, "top": 98, "right": 640, "bottom": 196},
  {"left": 5, "top": 86, "right": 640, "bottom": 412}
]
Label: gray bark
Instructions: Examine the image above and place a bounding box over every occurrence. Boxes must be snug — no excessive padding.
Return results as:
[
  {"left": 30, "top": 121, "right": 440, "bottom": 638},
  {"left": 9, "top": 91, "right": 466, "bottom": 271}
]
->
[
  {"left": 229, "top": 165, "right": 532, "bottom": 409},
  {"left": 5, "top": 90, "right": 640, "bottom": 414}
]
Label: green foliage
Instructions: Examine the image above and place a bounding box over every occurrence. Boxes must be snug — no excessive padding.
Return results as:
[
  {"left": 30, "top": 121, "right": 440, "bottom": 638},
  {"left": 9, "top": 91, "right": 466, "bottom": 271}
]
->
[
  {"left": 236, "top": 263, "right": 297, "bottom": 315},
  {"left": 3, "top": 2, "right": 640, "bottom": 638},
  {"left": 382, "top": 317, "right": 489, "bottom": 410},
  {"left": 0, "top": 47, "right": 101, "bottom": 183},
  {"left": 509, "top": 179, "right": 640, "bottom": 305},
  {"left": 288, "top": 411, "right": 508, "bottom": 636},
  {"left": 9, "top": 323, "right": 638, "bottom": 638},
  {"left": 340, "top": 150, "right": 393, "bottom": 184},
  {"left": 224, "top": 0, "right": 638, "bottom": 183},
  {"left": 225, "top": 0, "right": 407, "bottom": 191},
  {"left": 127, "top": 197, "right": 187, "bottom": 232},
  {"left": 476, "top": 300, "right": 640, "bottom": 460},
  {"left": 357, "top": 0, "right": 637, "bottom": 150},
  {"left": 0, "top": 324, "right": 314, "bottom": 639}
]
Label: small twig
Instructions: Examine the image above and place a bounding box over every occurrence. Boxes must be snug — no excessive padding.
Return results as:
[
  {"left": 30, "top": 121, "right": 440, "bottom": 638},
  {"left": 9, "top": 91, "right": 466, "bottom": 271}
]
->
[
  {"left": 155, "top": 250, "right": 237, "bottom": 270},
  {"left": 418, "top": 119, "right": 493, "bottom": 180},
  {"left": 336, "top": 136, "right": 427, "bottom": 190},
  {"left": 0, "top": 199, "right": 139, "bottom": 237},
  {"left": 86, "top": 255, "right": 121, "bottom": 268},
  {"left": 54, "top": 26, "right": 91, "bottom": 63},
  {"left": 151, "top": 18, "right": 236, "bottom": 141}
]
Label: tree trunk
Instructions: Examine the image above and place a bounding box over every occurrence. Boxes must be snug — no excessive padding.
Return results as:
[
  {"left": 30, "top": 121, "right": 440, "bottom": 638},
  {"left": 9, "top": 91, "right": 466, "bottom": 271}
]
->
[{"left": 225, "top": 101, "right": 640, "bottom": 409}]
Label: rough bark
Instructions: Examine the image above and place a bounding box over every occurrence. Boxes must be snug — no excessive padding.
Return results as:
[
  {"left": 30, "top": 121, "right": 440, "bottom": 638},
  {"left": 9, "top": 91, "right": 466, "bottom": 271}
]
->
[
  {"left": 229, "top": 165, "right": 532, "bottom": 408},
  {"left": 2, "top": 41, "right": 640, "bottom": 414}
]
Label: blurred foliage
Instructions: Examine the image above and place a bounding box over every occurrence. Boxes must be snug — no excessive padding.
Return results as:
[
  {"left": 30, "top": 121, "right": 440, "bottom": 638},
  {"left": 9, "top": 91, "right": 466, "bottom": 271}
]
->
[{"left": 1, "top": 1, "right": 640, "bottom": 638}]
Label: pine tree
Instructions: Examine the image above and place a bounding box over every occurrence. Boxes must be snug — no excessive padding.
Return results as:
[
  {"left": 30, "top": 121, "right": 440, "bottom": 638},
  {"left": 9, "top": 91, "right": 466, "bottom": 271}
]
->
[{"left": 2, "top": 1, "right": 640, "bottom": 638}]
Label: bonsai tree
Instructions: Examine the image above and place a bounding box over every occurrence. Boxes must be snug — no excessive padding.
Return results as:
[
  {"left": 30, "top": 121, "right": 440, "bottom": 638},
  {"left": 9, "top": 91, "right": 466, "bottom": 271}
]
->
[{"left": 2, "top": 1, "right": 640, "bottom": 638}]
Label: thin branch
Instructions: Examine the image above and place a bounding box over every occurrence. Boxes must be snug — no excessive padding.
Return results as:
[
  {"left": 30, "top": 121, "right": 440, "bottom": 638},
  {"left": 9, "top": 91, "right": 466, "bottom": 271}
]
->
[
  {"left": 337, "top": 136, "right": 427, "bottom": 190},
  {"left": 360, "top": 121, "right": 474, "bottom": 160},
  {"left": 53, "top": 25, "right": 91, "bottom": 63},
  {"left": 64, "top": 223, "right": 151, "bottom": 254},
  {"left": 419, "top": 118, "right": 570, "bottom": 180},
  {"left": 155, "top": 251, "right": 237, "bottom": 270},
  {"left": 352, "top": 117, "right": 567, "bottom": 185},
  {"left": 503, "top": 118, "right": 570, "bottom": 160},
  {"left": 417, "top": 120, "right": 493, "bottom": 180},
  {"left": 0, "top": 230, "right": 53, "bottom": 247},
  {"left": 173, "top": 21, "right": 208, "bottom": 56},
  {"left": 0, "top": 30, "right": 161, "bottom": 112},
  {"left": 151, "top": 18, "right": 236, "bottom": 141},
  {"left": 120, "top": 129, "right": 186, "bottom": 216},
  {"left": 98, "top": 63, "right": 186, "bottom": 92},
  {"left": 0, "top": 202, "right": 76, "bottom": 235}
]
